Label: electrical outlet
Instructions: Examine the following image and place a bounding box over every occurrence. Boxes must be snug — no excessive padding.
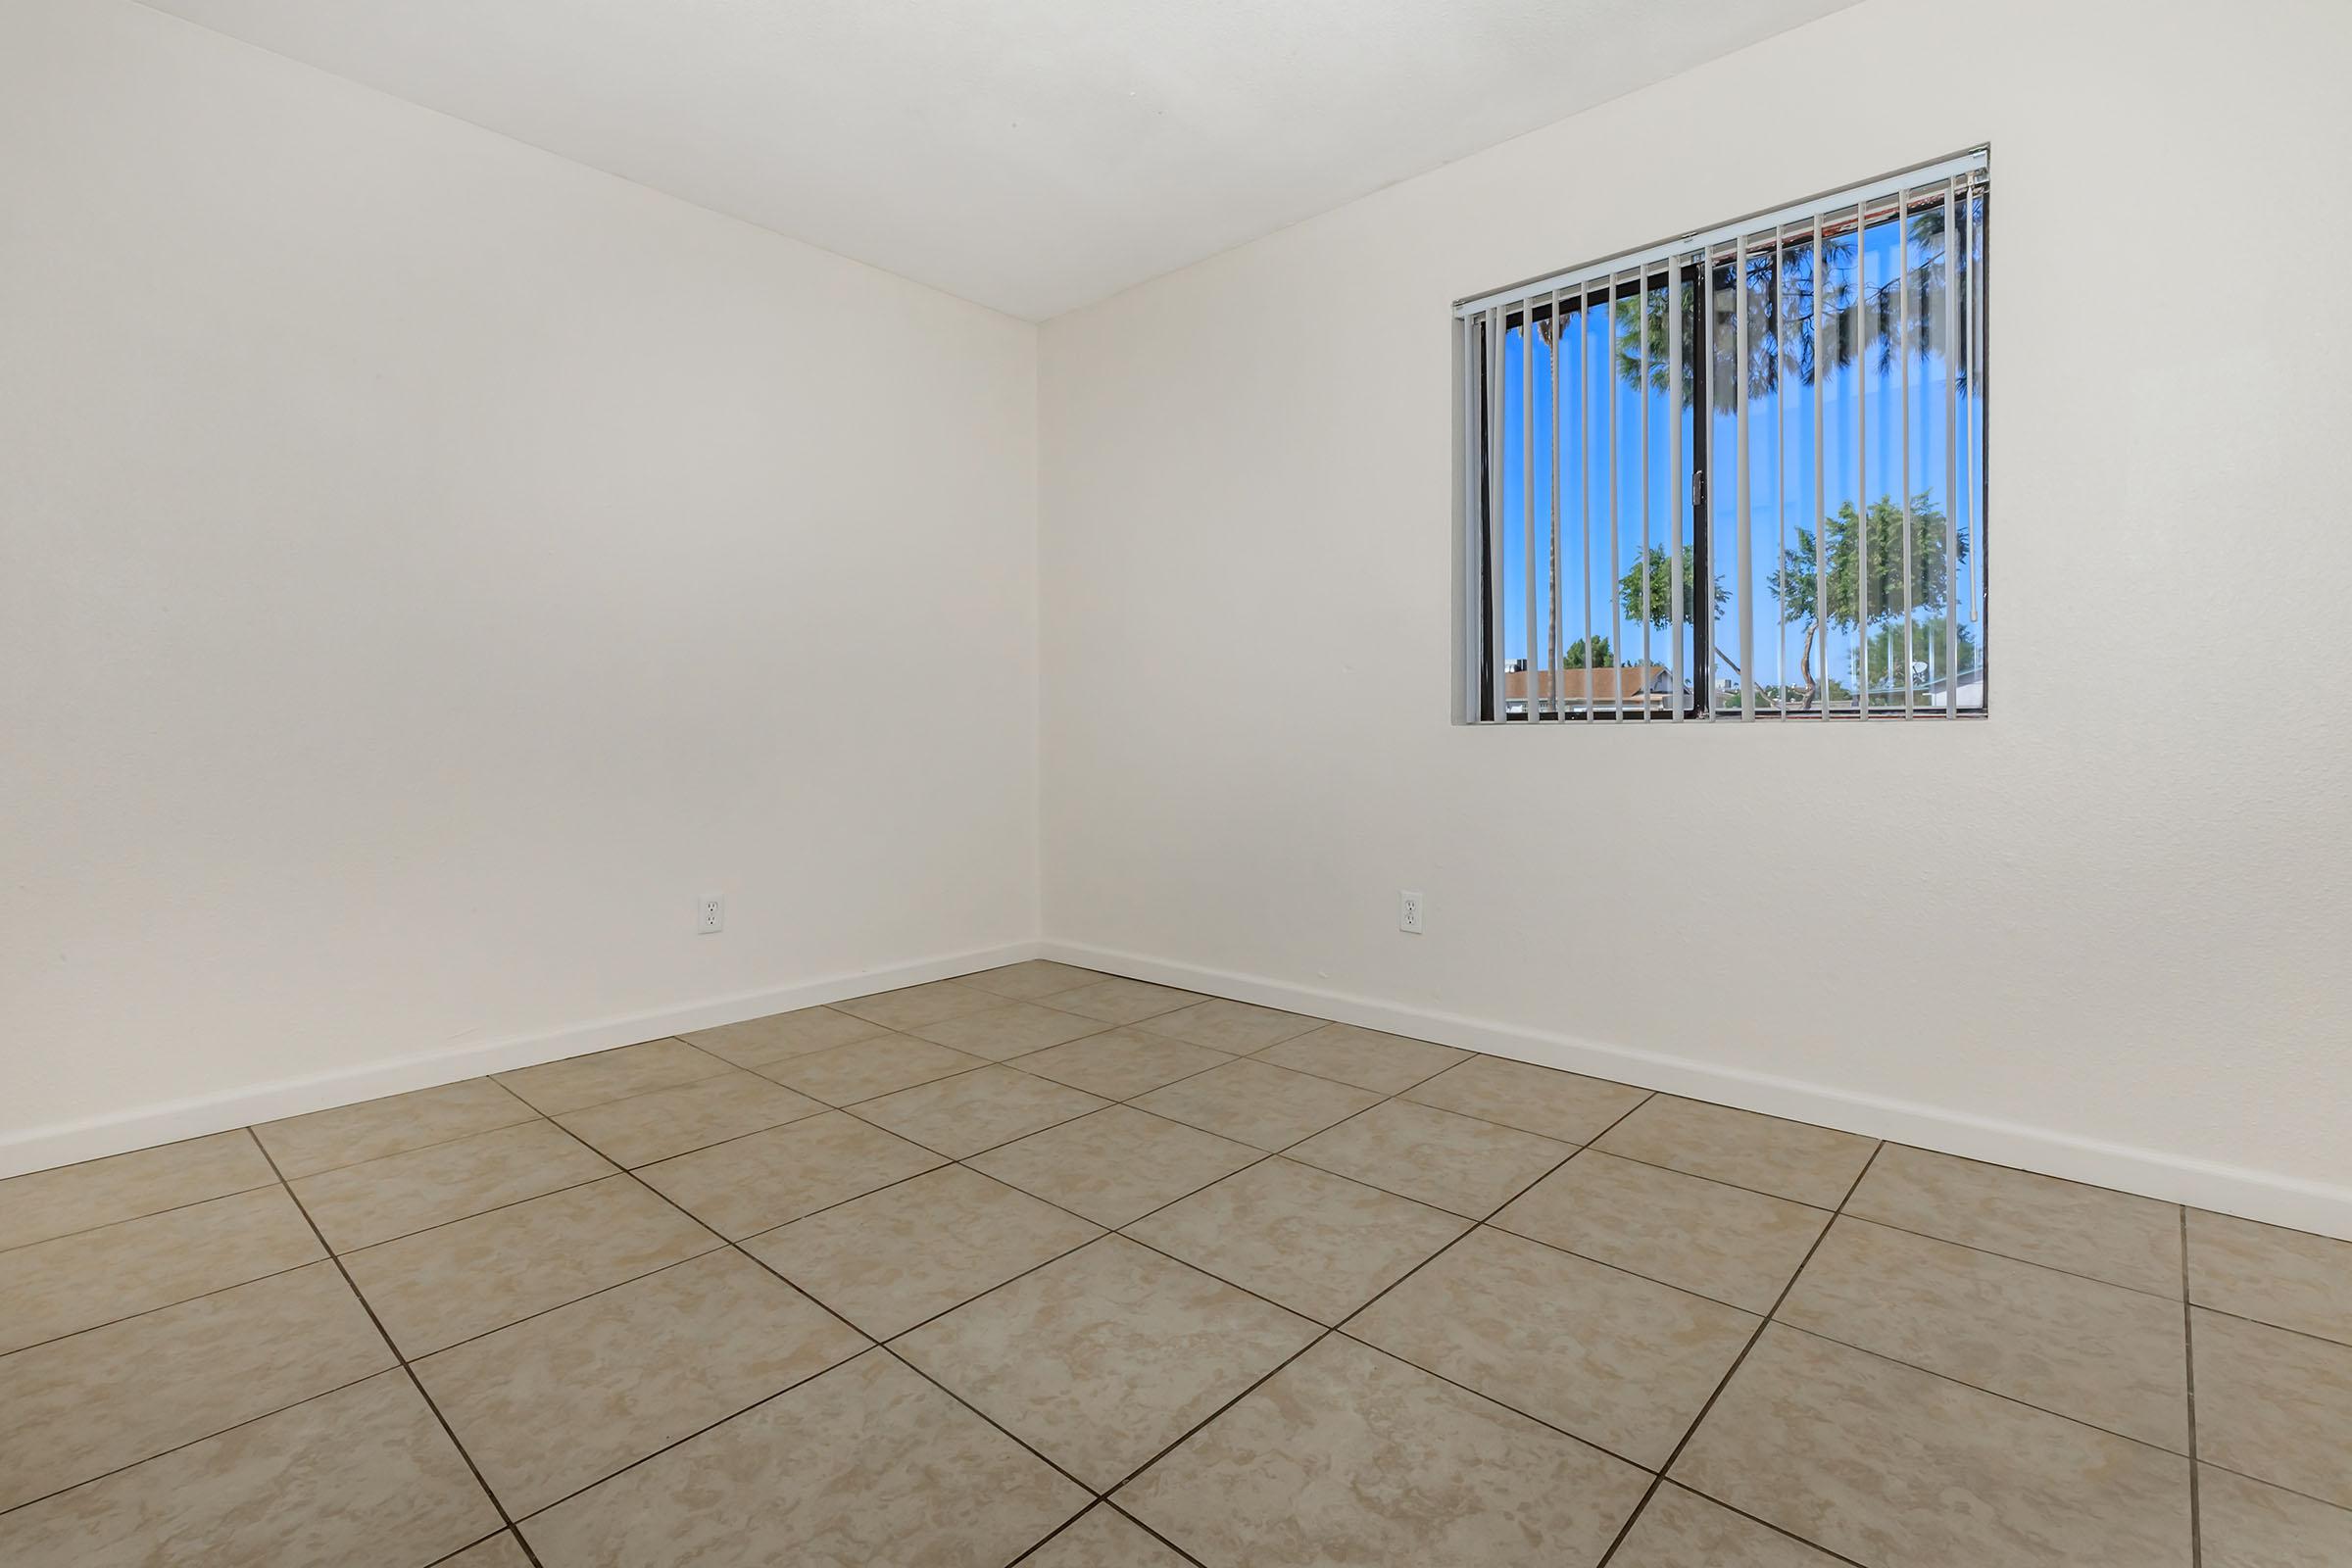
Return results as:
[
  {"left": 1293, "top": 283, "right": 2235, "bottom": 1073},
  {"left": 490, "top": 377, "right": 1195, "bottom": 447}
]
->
[
  {"left": 1398, "top": 890, "right": 1426, "bottom": 935},
  {"left": 697, "top": 894, "right": 725, "bottom": 935}
]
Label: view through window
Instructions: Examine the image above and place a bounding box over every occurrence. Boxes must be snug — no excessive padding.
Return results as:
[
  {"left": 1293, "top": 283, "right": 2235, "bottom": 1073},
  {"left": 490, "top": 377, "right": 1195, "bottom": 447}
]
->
[{"left": 1458, "top": 152, "right": 1988, "bottom": 721}]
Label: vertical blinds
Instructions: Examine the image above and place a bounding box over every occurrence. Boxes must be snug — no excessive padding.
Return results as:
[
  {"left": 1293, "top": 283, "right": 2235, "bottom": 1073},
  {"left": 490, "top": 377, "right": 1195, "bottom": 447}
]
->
[{"left": 1457, "top": 149, "right": 1988, "bottom": 722}]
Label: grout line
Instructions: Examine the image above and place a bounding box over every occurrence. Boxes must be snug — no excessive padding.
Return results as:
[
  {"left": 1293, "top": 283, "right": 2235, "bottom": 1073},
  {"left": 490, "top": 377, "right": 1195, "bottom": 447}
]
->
[
  {"left": 1545, "top": 1141, "right": 1838, "bottom": 1212},
  {"left": 841, "top": 1223, "right": 1107, "bottom": 1347},
  {"left": 493, "top": 1053, "right": 736, "bottom": 1121},
  {"left": 420, "top": 1530, "right": 515, "bottom": 1568},
  {"left": 397, "top": 1245, "right": 730, "bottom": 1364},
  {"left": 250, "top": 1140, "right": 551, "bottom": 1568},
  {"left": 0, "top": 1251, "right": 330, "bottom": 1362},
  {"left": 1762, "top": 1316, "right": 2191, "bottom": 1459},
  {"left": 2183, "top": 1205, "right": 2204, "bottom": 1568},
  {"left": 596, "top": 1103, "right": 835, "bottom": 1173},
  {"left": 873, "top": 1341, "right": 1105, "bottom": 1497},
  {"left": 2184, "top": 1460, "right": 2352, "bottom": 1519},
  {"left": 1094, "top": 1324, "right": 1338, "bottom": 1495},
  {"left": 0, "top": 1359, "right": 396, "bottom": 1518},
  {"left": 318, "top": 1166, "right": 626, "bottom": 1258},
  {"left": 999, "top": 1503, "right": 1108, "bottom": 1568},
  {"left": 1829, "top": 1206, "right": 2191, "bottom": 1308},
  {"left": 765, "top": 1056, "right": 1004, "bottom": 1112},
  {"left": 1593, "top": 1138, "right": 1885, "bottom": 1568},
  {"left": 1650, "top": 1479, "right": 1878, "bottom": 1568},
  {"left": 1103, "top": 1498, "right": 1216, "bottom": 1568},
  {"left": 1324, "top": 1321, "right": 1656, "bottom": 1475},
  {"left": 2176, "top": 1300, "right": 2352, "bottom": 1353},
  {"left": 504, "top": 1345, "right": 874, "bottom": 1524},
  {"left": 0, "top": 1179, "right": 285, "bottom": 1259},
  {"left": 258, "top": 1112, "right": 545, "bottom": 1184},
  {"left": 818, "top": 1073, "right": 1120, "bottom": 1167}
]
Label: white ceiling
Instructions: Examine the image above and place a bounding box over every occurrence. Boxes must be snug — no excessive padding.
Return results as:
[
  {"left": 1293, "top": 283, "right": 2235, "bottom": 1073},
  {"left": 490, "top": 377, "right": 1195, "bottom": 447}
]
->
[{"left": 139, "top": 0, "right": 1861, "bottom": 320}]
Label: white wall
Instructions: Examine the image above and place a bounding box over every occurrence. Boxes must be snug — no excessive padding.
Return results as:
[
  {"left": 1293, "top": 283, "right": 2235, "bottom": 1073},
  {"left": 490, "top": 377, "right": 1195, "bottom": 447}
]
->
[
  {"left": 0, "top": 0, "right": 1039, "bottom": 1167},
  {"left": 1040, "top": 0, "right": 2352, "bottom": 1229}
]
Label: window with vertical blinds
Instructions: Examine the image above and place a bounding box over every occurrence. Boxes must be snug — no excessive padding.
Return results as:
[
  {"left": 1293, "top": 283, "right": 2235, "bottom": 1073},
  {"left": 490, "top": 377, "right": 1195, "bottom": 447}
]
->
[{"left": 1455, "top": 150, "right": 1988, "bottom": 722}]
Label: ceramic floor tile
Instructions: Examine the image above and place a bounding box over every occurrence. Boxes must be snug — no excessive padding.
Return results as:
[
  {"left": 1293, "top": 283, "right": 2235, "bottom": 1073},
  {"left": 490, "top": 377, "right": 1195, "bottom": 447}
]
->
[
  {"left": 1845, "top": 1143, "right": 2183, "bottom": 1297},
  {"left": 521, "top": 1348, "right": 1088, "bottom": 1568},
  {"left": 853, "top": 1064, "right": 1108, "bottom": 1158},
  {"left": 1130, "top": 1057, "right": 1381, "bottom": 1152},
  {"left": 1350, "top": 1225, "right": 1757, "bottom": 1467},
  {"left": 680, "top": 1006, "right": 893, "bottom": 1071},
  {"left": 552, "top": 1069, "right": 825, "bottom": 1167},
  {"left": 965, "top": 1105, "right": 1262, "bottom": 1228},
  {"left": 1286, "top": 1099, "right": 1571, "bottom": 1218},
  {"left": 2197, "top": 1463, "right": 2352, "bottom": 1568},
  {"left": 1134, "top": 998, "right": 1325, "bottom": 1054},
  {"left": 0, "top": 1185, "right": 324, "bottom": 1354},
  {"left": 290, "top": 1119, "right": 615, "bottom": 1252},
  {"left": 1251, "top": 1022, "right": 1469, "bottom": 1094},
  {"left": 0, "top": 1131, "right": 275, "bottom": 1253},
  {"left": 635, "top": 1110, "right": 945, "bottom": 1238},
  {"left": 1117, "top": 1334, "right": 1647, "bottom": 1568},
  {"left": 1127, "top": 1157, "right": 1469, "bottom": 1326},
  {"left": 895, "top": 1235, "right": 1319, "bottom": 1491},
  {"left": 1037, "top": 977, "right": 1204, "bottom": 1025},
  {"left": 2189, "top": 1209, "right": 2352, "bottom": 1345},
  {"left": 341, "top": 1174, "right": 718, "bottom": 1355},
  {"left": 494, "top": 1039, "right": 732, "bottom": 1116},
  {"left": 1592, "top": 1097, "right": 1877, "bottom": 1208},
  {"left": 830, "top": 979, "right": 1005, "bottom": 1030},
  {"left": 415, "top": 1250, "right": 865, "bottom": 1517},
  {"left": 440, "top": 1536, "right": 533, "bottom": 1568},
  {"left": 0, "top": 1260, "right": 392, "bottom": 1511},
  {"left": 742, "top": 1165, "right": 1101, "bottom": 1339},
  {"left": 255, "top": 1078, "right": 537, "bottom": 1179},
  {"left": 1779, "top": 1215, "right": 2189, "bottom": 1449},
  {"left": 0, "top": 1370, "right": 498, "bottom": 1568},
  {"left": 2193, "top": 1306, "right": 2352, "bottom": 1507},
  {"left": 1609, "top": 1484, "right": 1845, "bottom": 1568},
  {"left": 760, "top": 1035, "right": 987, "bottom": 1104},
  {"left": 1673, "top": 1323, "right": 2192, "bottom": 1568},
  {"left": 1012, "top": 1027, "right": 1230, "bottom": 1100},
  {"left": 902, "top": 1001, "right": 1108, "bottom": 1059},
  {"left": 1021, "top": 1507, "right": 1192, "bottom": 1568},
  {"left": 1402, "top": 1055, "right": 1649, "bottom": 1144},
  {"left": 956, "top": 959, "right": 1109, "bottom": 1001},
  {"left": 1494, "top": 1149, "right": 1830, "bottom": 1312}
]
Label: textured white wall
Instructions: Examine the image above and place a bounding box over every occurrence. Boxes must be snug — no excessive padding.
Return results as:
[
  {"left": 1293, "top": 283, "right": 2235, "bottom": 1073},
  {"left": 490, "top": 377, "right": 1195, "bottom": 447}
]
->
[
  {"left": 1040, "top": 0, "right": 2352, "bottom": 1213},
  {"left": 1, "top": 1, "right": 1039, "bottom": 1153}
]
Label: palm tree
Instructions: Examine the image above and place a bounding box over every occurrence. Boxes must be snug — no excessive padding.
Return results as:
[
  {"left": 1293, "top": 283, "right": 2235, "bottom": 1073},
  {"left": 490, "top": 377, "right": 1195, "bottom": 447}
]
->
[{"left": 1598, "top": 191, "right": 1983, "bottom": 412}]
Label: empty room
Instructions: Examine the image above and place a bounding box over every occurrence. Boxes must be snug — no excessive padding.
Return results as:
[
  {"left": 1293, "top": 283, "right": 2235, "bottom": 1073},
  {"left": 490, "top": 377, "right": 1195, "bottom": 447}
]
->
[{"left": 4, "top": 1, "right": 2348, "bottom": 1564}]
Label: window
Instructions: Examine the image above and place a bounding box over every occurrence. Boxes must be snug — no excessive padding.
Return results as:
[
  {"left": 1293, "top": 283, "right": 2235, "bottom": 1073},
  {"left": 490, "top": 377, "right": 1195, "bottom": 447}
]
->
[{"left": 1455, "top": 150, "right": 1988, "bottom": 721}]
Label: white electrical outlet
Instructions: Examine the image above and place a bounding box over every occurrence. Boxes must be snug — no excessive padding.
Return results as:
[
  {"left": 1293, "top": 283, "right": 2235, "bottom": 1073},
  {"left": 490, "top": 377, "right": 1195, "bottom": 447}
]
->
[
  {"left": 1398, "top": 890, "right": 1426, "bottom": 935},
  {"left": 697, "top": 894, "right": 725, "bottom": 935}
]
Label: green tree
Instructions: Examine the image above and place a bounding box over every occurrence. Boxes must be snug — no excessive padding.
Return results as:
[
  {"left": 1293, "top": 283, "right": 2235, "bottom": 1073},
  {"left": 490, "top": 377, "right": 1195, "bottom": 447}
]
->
[
  {"left": 1616, "top": 544, "right": 1728, "bottom": 633},
  {"left": 1857, "top": 613, "right": 1980, "bottom": 699},
  {"left": 1562, "top": 635, "right": 1615, "bottom": 669},
  {"left": 1769, "top": 494, "right": 1970, "bottom": 709}
]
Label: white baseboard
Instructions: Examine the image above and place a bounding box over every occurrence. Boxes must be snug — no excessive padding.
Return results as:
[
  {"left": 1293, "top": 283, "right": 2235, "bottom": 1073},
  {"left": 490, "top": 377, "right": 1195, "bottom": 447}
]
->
[
  {"left": 0, "top": 941, "right": 1041, "bottom": 1181},
  {"left": 1042, "top": 940, "right": 2352, "bottom": 1242}
]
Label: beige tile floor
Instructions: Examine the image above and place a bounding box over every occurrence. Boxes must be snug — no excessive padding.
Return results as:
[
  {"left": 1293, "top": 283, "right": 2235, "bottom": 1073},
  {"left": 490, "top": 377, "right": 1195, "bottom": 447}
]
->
[{"left": 2, "top": 960, "right": 2347, "bottom": 1567}]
